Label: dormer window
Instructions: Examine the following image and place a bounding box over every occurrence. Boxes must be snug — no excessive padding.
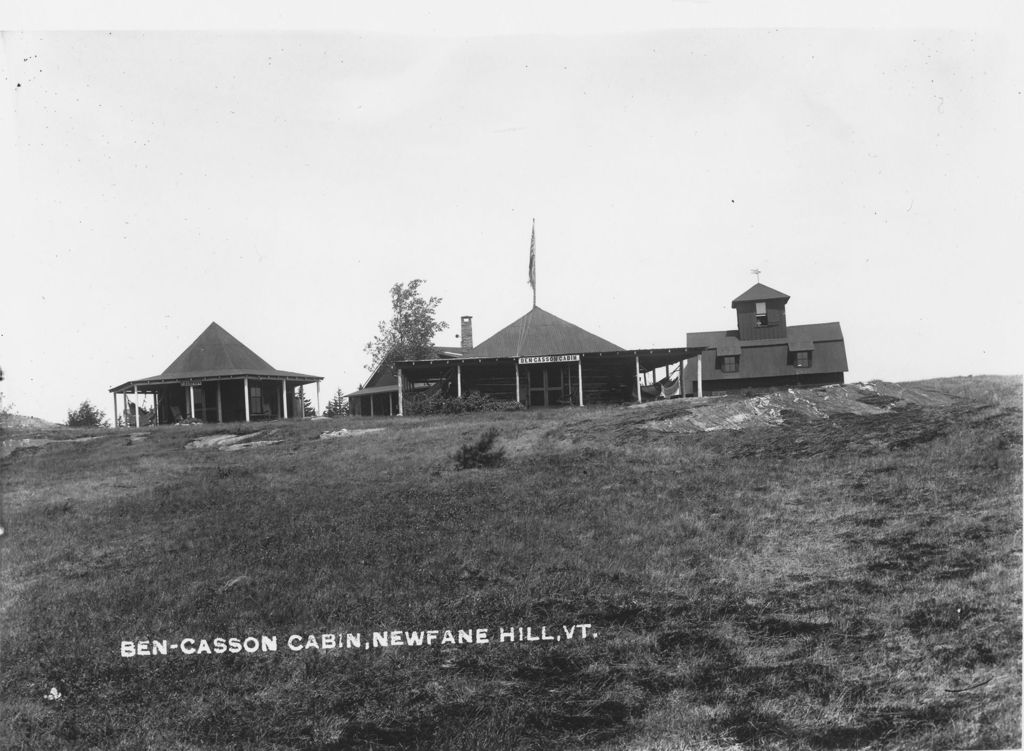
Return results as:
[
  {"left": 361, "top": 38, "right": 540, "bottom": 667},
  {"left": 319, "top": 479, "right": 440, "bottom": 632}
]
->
[{"left": 755, "top": 302, "right": 768, "bottom": 327}]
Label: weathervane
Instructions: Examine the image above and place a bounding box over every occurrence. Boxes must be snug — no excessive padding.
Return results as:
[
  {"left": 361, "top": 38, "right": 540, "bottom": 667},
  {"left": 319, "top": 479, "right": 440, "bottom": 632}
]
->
[{"left": 750, "top": 268, "right": 762, "bottom": 283}]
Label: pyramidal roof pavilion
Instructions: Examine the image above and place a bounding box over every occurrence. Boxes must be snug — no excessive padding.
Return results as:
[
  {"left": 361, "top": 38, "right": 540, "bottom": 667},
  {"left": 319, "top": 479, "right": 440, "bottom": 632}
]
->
[{"left": 111, "top": 322, "right": 321, "bottom": 426}]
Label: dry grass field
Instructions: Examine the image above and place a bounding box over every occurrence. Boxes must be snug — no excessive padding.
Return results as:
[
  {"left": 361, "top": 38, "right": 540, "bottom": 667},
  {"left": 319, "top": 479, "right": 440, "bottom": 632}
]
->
[{"left": 0, "top": 376, "right": 1020, "bottom": 750}]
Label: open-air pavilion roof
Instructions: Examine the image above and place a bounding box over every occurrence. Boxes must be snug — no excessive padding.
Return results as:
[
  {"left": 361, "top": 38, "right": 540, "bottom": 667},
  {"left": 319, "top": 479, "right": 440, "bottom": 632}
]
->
[{"left": 111, "top": 322, "right": 320, "bottom": 393}]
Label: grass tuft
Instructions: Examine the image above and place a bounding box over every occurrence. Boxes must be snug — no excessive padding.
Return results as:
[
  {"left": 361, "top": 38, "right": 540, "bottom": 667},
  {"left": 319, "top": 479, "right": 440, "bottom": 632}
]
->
[{"left": 453, "top": 427, "right": 505, "bottom": 470}]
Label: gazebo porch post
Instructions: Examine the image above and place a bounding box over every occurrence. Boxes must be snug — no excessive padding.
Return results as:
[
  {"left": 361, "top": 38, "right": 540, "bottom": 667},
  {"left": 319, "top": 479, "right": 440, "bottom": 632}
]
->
[
  {"left": 243, "top": 377, "right": 251, "bottom": 422},
  {"left": 577, "top": 359, "right": 584, "bottom": 406},
  {"left": 113, "top": 392, "right": 119, "bottom": 428},
  {"left": 397, "top": 368, "right": 404, "bottom": 416},
  {"left": 133, "top": 385, "right": 140, "bottom": 427},
  {"left": 189, "top": 385, "right": 196, "bottom": 420},
  {"left": 216, "top": 382, "right": 223, "bottom": 423},
  {"left": 635, "top": 355, "right": 642, "bottom": 403}
]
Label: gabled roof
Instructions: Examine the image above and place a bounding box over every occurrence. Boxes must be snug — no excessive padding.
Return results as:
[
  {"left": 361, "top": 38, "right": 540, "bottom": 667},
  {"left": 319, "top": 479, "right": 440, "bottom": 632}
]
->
[
  {"left": 687, "top": 322, "right": 844, "bottom": 350},
  {"left": 348, "top": 346, "right": 463, "bottom": 397},
  {"left": 731, "top": 283, "right": 790, "bottom": 308},
  {"left": 470, "top": 305, "right": 623, "bottom": 358}
]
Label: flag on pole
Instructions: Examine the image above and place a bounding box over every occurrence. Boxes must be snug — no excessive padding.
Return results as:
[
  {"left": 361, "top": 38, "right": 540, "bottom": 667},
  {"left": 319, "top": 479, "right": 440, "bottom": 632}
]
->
[{"left": 528, "top": 219, "right": 536, "bottom": 306}]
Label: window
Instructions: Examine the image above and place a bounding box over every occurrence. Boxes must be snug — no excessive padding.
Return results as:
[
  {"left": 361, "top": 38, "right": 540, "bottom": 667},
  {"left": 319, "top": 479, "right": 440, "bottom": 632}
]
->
[
  {"left": 249, "top": 383, "right": 264, "bottom": 414},
  {"left": 794, "top": 351, "right": 811, "bottom": 368},
  {"left": 721, "top": 355, "right": 738, "bottom": 373},
  {"left": 754, "top": 301, "right": 768, "bottom": 327}
]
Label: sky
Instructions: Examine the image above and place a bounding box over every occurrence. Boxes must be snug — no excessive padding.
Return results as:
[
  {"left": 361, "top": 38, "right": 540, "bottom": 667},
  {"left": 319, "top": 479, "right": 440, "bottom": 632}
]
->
[{"left": 1, "top": 2, "right": 1022, "bottom": 422}]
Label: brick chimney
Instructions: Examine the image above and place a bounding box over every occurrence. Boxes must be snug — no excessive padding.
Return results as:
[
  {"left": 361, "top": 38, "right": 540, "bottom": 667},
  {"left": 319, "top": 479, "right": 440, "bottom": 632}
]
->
[{"left": 460, "top": 316, "right": 473, "bottom": 352}]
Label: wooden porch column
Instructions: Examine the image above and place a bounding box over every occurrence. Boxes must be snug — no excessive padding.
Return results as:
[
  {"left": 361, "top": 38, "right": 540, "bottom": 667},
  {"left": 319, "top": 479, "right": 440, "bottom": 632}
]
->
[
  {"left": 243, "top": 377, "right": 251, "bottom": 421},
  {"left": 113, "top": 393, "right": 119, "bottom": 428},
  {"left": 457, "top": 364, "right": 462, "bottom": 398},
  {"left": 697, "top": 354, "right": 703, "bottom": 398},
  {"left": 389, "top": 392, "right": 394, "bottom": 416},
  {"left": 396, "top": 369, "right": 404, "bottom": 416},
  {"left": 369, "top": 394, "right": 374, "bottom": 416},
  {"left": 282, "top": 379, "right": 289, "bottom": 419},
  {"left": 154, "top": 391, "right": 159, "bottom": 426},
  {"left": 514, "top": 363, "right": 520, "bottom": 403},
  {"left": 133, "top": 385, "right": 140, "bottom": 427},
  {"left": 635, "top": 355, "right": 642, "bottom": 403},
  {"left": 189, "top": 385, "right": 196, "bottom": 419},
  {"left": 577, "top": 359, "right": 584, "bottom": 406},
  {"left": 316, "top": 381, "right": 320, "bottom": 416},
  {"left": 216, "top": 382, "right": 223, "bottom": 423}
]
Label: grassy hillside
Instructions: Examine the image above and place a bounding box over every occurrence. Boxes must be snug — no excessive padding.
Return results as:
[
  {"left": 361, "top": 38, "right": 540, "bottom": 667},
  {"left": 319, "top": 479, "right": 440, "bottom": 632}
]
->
[{"left": 1, "top": 377, "right": 1020, "bottom": 750}]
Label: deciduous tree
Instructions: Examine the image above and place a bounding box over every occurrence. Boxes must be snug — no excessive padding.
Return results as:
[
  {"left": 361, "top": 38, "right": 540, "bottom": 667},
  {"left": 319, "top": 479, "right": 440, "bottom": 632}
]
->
[{"left": 364, "top": 279, "right": 448, "bottom": 371}]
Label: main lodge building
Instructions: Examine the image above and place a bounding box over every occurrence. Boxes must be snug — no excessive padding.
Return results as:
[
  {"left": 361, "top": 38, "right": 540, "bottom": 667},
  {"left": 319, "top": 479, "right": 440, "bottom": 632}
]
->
[{"left": 347, "top": 306, "right": 704, "bottom": 415}]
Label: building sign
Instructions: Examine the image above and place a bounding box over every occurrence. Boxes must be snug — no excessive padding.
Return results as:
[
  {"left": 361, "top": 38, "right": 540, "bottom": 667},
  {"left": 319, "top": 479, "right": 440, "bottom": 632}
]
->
[
  {"left": 180, "top": 379, "right": 203, "bottom": 387},
  {"left": 517, "top": 354, "right": 580, "bottom": 365}
]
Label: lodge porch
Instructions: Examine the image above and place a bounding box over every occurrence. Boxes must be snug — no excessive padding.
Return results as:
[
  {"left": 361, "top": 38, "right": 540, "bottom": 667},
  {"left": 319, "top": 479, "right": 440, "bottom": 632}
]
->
[{"left": 387, "top": 347, "right": 706, "bottom": 415}]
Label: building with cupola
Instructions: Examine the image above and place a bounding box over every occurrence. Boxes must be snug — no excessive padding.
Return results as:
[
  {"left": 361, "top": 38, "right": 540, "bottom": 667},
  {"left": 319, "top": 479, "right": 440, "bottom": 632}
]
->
[{"left": 682, "top": 283, "right": 848, "bottom": 395}]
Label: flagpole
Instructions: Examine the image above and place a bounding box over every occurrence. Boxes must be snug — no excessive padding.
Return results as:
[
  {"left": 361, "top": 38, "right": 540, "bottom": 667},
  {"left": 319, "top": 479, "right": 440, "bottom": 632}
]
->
[{"left": 529, "top": 218, "right": 537, "bottom": 308}]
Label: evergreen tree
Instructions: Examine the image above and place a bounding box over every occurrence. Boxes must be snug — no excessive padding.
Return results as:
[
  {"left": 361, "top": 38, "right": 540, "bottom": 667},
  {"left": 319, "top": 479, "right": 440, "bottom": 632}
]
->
[
  {"left": 298, "top": 387, "right": 317, "bottom": 417},
  {"left": 323, "top": 388, "right": 348, "bottom": 417}
]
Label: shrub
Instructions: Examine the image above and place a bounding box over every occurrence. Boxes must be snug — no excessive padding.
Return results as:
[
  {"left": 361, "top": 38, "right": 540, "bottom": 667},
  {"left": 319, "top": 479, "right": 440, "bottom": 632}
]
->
[
  {"left": 406, "top": 390, "right": 525, "bottom": 416},
  {"left": 453, "top": 427, "right": 505, "bottom": 469},
  {"left": 66, "top": 400, "right": 109, "bottom": 428}
]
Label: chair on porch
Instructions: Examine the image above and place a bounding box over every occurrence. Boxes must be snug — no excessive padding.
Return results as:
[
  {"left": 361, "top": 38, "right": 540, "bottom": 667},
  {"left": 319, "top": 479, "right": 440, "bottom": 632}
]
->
[{"left": 250, "top": 404, "right": 274, "bottom": 421}]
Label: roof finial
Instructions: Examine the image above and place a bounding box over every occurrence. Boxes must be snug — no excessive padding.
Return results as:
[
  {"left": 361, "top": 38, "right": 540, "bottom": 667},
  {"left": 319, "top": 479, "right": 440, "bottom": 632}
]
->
[{"left": 750, "top": 268, "right": 762, "bottom": 283}]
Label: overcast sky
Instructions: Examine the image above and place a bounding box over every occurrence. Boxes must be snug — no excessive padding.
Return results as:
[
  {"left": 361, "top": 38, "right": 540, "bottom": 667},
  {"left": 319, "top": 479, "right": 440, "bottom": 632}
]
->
[{"left": 1, "top": 3, "right": 1021, "bottom": 422}]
